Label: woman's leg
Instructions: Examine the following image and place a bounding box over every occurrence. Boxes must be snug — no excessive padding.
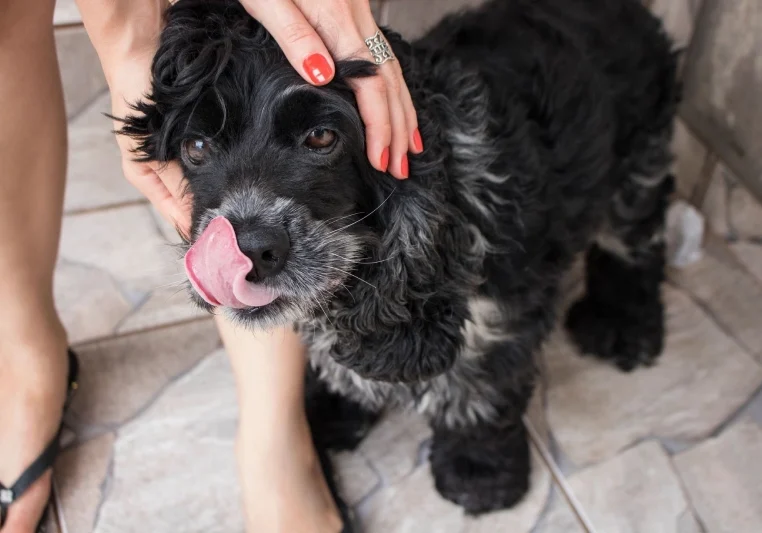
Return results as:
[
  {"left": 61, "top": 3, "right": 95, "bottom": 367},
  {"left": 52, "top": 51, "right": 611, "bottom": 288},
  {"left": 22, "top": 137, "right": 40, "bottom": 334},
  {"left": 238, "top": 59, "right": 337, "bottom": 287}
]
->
[
  {"left": 0, "top": 0, "right": 71, "bottom": 531},
  {"left": 216, "top": 317, "right": 343, "bottom": 533}
]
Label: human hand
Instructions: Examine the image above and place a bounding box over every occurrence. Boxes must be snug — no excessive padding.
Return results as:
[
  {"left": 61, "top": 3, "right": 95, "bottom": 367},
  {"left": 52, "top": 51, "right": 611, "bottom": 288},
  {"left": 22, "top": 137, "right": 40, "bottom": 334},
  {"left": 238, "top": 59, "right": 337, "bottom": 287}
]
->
[
  {"left": 240, "top": 0, "right": 423, "bottom": 180},
  {"left": 77, "top": 0, "right": 193, "bottom": 237},
  {"left": 109, "top": 57, "right": 193, "bottom": 237}
]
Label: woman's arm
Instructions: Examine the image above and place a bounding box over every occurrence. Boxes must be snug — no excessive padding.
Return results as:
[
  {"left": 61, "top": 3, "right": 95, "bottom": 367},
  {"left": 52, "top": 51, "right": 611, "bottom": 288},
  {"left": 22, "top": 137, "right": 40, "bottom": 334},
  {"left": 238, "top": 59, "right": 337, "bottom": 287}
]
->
[{"left": 218, "top": 317, "right": 343, "bottom": 532}]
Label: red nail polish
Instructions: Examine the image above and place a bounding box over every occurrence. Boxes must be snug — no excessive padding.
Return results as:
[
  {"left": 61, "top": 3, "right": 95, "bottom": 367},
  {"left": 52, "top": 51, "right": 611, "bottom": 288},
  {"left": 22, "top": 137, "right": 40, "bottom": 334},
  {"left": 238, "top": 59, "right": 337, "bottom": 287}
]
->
[
  {"left": 400, "top": 154, "right": 409, "bottom": 179},
  {"left": 413, "top": 129, "right": 424, "bottom": 152},
  {"left": 303, "top": 54, "right": 332, "bottom": 85},
  {"left": 380, "top": 147, "right": 390, "bottom": 172}
]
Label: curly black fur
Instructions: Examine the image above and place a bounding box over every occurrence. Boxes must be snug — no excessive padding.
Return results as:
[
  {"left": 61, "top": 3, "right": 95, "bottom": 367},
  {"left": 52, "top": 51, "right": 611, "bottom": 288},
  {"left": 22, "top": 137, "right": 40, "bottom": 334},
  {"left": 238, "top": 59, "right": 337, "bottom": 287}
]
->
[{"left": 120, "top": 0, "right": 679, "bottom": 516}]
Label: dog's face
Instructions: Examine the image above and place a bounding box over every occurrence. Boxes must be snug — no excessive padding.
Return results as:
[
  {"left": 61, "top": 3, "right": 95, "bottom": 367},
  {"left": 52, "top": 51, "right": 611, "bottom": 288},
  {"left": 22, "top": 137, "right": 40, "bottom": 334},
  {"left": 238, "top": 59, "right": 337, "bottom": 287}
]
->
[
  {"left": 122, "top": 1, "right": 387, "bottom": 328},
  {"left": 122, "top": 0, "right": 471, "bottom": 384},
  {"left": 182, "top": 79, "right": 374, "bottom": 326}
]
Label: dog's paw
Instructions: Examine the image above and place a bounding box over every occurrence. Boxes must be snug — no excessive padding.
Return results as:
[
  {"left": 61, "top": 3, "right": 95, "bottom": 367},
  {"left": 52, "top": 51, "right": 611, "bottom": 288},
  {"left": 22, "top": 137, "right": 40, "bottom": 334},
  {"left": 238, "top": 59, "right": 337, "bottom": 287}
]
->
[
  {"left": 429, "top": 427, "right": 530, "bottom": 515},
  {"left": 565, "top": 296, "right": 664, "bottom": 372}
]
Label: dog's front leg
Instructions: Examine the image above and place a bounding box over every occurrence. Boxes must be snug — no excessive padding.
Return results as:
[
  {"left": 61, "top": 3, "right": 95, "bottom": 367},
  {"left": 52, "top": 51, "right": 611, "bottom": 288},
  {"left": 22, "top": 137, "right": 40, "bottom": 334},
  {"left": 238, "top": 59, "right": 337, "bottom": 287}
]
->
[{"left": 425, "top": 342, "right": 536, "bottom": 515}]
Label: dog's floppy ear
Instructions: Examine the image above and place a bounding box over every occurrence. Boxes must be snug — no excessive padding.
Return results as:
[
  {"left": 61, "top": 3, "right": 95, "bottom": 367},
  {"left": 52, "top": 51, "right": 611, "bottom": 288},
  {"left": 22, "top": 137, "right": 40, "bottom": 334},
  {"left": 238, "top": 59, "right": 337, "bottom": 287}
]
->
[{"left": 117, "top": 0, "right": 252, "bottom": 162}]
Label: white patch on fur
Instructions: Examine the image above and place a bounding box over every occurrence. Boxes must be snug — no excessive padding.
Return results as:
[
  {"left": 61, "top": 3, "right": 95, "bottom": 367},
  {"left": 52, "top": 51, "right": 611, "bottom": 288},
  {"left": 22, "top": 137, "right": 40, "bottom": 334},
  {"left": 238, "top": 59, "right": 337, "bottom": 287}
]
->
[
  {"left": 461, "top": 297, "right": 512, "bottom": 359},
  {"left": 630, "top": 172, "right": 667, "bottom": 188},
  {"left": 468, "top": 224, "right": 492, "bottom": 257},
  {"left": 415, "top": 358, "right": 503, "bottom": 428},
  {"left": 304, "top": 297, "right": 513, "bottom": 429},
  {"left": 599, "top": 161, "right": 673, "bottom": 263},
  {"left": 596, "top": 222, "right": 667, "bottom": 264},
  {"left": 307, "top": 333, "right": 504, "bottom": 429},
  {"left": 194, "top": 188, "right": 299, "bottom": 240},
  {"left": 444, "top": 75, "right": 512, "bottom": 221},
  {"left": 224, "top": 188, "right": 295, "bottom": 224},
  {"left": 306, "top": 329, "right": 394, "bottom": 411},
  {"left": 595, "top": 230, "right": 633, "bottom": 261}
]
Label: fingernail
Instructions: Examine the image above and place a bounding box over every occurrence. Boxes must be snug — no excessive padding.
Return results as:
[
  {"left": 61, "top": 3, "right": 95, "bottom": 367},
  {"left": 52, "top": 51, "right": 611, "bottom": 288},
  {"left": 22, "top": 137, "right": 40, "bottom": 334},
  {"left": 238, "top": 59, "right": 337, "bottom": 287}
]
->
[
  {"left": 400, "top": 154, "right": 409, "bottom": 179},
  {"left": 413, "top": 129, "right": 424, "bottom": 152},
  {"left": 380, "top": 147, "right": 390, "bottom": 172},
  {"left": 303, "top": 54, "right": 332, "bottom": 85}
]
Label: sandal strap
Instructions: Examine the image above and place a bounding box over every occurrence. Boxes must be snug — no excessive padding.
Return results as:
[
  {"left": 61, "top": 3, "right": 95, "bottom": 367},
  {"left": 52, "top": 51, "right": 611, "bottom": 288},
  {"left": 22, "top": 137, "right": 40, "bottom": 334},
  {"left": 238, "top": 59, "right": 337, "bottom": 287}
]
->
[
  {"left": 0, "top": 430, "right": 61, "bottom": 508},
  {"left": 0, "top": 429, "right": 62, "bottom": 530},
  {"left": 0, "top": 349, "right": 79, "bottom": 528}
]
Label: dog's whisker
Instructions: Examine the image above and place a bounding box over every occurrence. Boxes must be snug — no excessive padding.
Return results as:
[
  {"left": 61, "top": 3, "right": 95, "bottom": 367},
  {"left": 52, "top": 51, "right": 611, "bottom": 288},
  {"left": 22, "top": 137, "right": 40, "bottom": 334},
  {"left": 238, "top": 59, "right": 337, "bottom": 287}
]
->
[
  {"left": 325, "top": 212, "right": 362, "bottom": 225},
  {"left": 326, "top": 266, "right": 377, "bottom": 289},
  {"left": 315, "top": 299, "right": 334, "bottom": 327},
  {"left": 329, "top": 252, "right": 393, "bottom": 265},
  {"left": 313, "top": 212, "right": 362, "bottom": 235},
  {"left": 338, "top": 282, "right": 356, "bottom": 303},
  {"left": 151, "top": 279, "right": 190, "bottom": 290},
  {"left": 170, "top": 286, "right": 191, "bottom": 298},
  {"left": 326, "top": 188, "right": 396, "bottom": 236}
]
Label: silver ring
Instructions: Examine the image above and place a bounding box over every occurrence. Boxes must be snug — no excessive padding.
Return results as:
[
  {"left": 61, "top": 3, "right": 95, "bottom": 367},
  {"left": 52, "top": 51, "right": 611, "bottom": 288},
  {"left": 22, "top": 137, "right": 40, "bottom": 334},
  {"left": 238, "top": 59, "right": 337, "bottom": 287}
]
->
[{"left": 365, "top": 30, "right": 395, "bottom": 65}]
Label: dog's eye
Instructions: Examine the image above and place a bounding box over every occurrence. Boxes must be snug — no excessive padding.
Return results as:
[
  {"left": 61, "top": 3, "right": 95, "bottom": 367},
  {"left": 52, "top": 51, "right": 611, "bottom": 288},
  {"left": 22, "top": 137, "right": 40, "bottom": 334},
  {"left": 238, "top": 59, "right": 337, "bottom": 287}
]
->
[
  {"left": 182, "top": 138, "right": 212, "bottom": 165},
  {"left": 304, "top": 128, "right": 337, "bottom": 152}
]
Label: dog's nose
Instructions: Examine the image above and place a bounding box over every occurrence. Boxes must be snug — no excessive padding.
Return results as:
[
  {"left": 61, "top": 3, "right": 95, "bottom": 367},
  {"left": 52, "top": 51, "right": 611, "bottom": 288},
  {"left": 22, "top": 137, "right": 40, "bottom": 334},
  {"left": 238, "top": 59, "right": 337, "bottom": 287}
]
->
[{"left": 236, "top": 225, "right": 290, "bottom": 281}]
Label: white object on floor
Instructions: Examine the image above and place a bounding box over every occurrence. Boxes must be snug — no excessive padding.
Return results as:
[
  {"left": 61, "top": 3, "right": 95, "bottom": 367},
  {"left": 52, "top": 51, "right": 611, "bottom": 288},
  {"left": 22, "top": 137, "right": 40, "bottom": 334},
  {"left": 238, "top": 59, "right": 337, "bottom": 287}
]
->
[{"left": 666, "top": 200, "right": 705, "bottom": 268}]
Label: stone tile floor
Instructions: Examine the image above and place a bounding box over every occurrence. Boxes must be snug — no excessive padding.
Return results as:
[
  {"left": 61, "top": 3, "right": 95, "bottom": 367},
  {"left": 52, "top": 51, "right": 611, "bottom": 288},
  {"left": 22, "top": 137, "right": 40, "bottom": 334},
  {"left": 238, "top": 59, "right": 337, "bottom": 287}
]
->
[{"left": 46, "top": 93, "right": 762, "bottom": 533}]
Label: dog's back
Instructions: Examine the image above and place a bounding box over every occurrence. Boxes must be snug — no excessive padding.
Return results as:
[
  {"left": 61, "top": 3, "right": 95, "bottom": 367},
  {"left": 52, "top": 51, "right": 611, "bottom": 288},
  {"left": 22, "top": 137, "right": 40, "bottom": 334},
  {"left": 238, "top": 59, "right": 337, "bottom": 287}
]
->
[
  {"left": 308, "top": 0, "right": 679, "bottom": 514},
  {"left": 397, "top": 0, "right": 678, "bottom": 304},
  {"left": 419, "top": 0, "right": 678, "bottom": 151}
]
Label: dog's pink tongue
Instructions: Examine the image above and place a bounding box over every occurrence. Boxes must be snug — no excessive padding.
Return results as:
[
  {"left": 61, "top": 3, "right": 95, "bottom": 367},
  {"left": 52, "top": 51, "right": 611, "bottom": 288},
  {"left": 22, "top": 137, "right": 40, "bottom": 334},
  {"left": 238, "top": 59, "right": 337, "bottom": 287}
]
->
[{"left": 184, "top": 216, "right": 277, "bottom": 309}]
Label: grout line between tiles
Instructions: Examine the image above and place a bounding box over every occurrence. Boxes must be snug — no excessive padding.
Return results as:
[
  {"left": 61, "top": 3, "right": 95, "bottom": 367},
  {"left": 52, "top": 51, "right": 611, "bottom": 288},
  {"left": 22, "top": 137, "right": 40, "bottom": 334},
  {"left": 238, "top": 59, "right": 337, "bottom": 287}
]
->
[
  {"left": 54, "top": 21, "right": 85, "bottom": 30},
  {"left": 70, "top": 315, "right": 214, "bottom": 349},
  {"left": 74, "top": 344, "right": 222, "bottom": 440},
  {"left": 55, "top": 347, "right": 220, "bottom": 531},
  {"left": 706, "top": 382, "right": 762, "bottom": 439},
  {"left": 665, "top": 278, "right": 761, "bottom": 365},
  {"left": 64, "top": 199, "right": 150, "bottom": 218},
  {"left": 110, "top": 292, "right": 153, "bottom": 335},
  {"left": 90, "top": 444, "right": 117, "bottom": 533},
  {"left": 524, "top": 417, "right": 597, "bottom": 533},
  {"left": 706, "top": 233, "right": 762, "bottom": 292},
  {"left": 664, "top": 446, "right": 710, "bottom": 533}
]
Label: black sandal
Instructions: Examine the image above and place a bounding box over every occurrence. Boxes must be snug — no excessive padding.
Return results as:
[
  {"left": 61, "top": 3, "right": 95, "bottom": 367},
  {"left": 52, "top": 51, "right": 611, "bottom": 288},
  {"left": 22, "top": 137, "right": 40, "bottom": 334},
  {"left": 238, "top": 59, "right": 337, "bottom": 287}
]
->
[{"left": 0, "top": 349, "right": 79, "bottom": 531}]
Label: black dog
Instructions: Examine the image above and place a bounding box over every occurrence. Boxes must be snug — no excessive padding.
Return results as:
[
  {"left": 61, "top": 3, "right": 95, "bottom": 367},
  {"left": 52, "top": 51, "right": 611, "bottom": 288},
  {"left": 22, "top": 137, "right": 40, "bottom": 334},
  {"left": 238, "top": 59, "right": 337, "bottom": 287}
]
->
[{"left": 121, "top": 0, "right": 678, "bottom": 516}]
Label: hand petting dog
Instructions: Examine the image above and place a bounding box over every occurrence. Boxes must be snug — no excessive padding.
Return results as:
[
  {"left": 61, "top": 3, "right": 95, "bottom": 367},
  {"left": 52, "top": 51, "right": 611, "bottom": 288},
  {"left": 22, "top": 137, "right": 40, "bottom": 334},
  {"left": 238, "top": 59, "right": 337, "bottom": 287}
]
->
[
  {"left": 240, "top": 0, "right": 423, "bottom": 180},
  {"left": 77, "top": 0, "right": 418, "bottom": 238}
]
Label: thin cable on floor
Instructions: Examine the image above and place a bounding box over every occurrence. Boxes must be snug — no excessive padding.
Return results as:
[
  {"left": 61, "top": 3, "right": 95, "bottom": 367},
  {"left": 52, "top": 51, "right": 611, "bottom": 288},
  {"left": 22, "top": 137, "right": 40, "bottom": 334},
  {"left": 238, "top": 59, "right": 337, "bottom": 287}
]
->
[{"left": 523, "top": 416, "right": 598, "bottom": 533}]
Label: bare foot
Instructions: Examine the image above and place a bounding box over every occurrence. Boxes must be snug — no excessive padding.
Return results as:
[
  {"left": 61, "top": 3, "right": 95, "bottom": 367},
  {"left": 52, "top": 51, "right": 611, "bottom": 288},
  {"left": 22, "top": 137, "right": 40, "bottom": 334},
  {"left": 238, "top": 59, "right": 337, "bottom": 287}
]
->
[{"left": 0, "top": 338, "right": 68, "bottom": 533}]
